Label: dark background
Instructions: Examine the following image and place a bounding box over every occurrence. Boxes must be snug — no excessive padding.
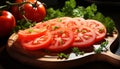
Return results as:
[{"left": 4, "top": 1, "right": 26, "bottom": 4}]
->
[{"left": 0, "top": 0, "right": 120, "bottom": 69}]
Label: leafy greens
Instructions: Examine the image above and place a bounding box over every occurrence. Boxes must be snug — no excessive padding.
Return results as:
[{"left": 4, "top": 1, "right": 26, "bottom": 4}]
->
[{"left": 44, "top": 0, "right": 115, "bottom": 34}]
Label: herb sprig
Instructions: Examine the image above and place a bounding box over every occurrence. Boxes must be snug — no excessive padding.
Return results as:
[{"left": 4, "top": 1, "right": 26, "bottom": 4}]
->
[
  {"left": 57, "top": 53, "right": 69, "bottom": 59},
  {"left": 57, "top": 47, "right": 85, "bottom": 59},
  {"left": 94, "top": 40, "right": 109, "bottom": 53},
  {"left": 12, "top": 19, "right": 36, "bottom": 33},
  {"left": 72, "top": 47, "right": 85, "bottom": 56},
  {"left": 57, "top": 40, "right": 109, "bottom": 59}
]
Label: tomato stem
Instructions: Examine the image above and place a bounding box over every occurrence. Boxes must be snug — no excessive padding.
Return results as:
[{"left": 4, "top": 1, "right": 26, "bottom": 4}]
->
[
  {"left": 0, "top": 5, "right": 8, "bottom": 10},
  {"left": 6, "top": 1, "right": 30, "bottom": 6},
  {"left": 22, "top": 15, "right": 31, "bottom": 24},
  {"left": 32, "top": 0, "right": 38, "bottom": 8},
  {"left": 0, "top": 1, "right": 31, "bottom": 10}
]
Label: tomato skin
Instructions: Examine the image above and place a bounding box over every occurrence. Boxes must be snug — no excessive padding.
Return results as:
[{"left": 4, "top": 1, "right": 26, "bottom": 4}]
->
[
  {"left": 12, "top": 0, "right": 46, "bottom": 22},
  {"left": 0, "top": 11, "right": 16, "bottom": 38}
]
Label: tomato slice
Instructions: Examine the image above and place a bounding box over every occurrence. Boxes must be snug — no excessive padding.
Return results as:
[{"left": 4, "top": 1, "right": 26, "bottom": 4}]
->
[
  {"left": 21, "top": 32, "right": 52, "bottom": 50},
  {"left": 72, "top": 26, "right": 96, "bottom": 48},
  {"left": 47, "top": 29, "right": 74, "bottom": 52},
  {"left": 57, "top": 17, "right": 86, "bottom": 29},
  {"left": 73, "top": 17, "right": 87, "bottom": 26},
  {"left": 34, "top": 21, "right": 64, "bottom": 32},
  {"left": 17, "top": 17, "right": 107, "bottom": 52},
  {"left": 18, "top": 27, "right": 47, "bottom": 42},
  {"left": 62, "top": 18, "right": 81, "bottom": 29},
  {"left": 85, "top": 19, "right": 107, "bottom": 42}
]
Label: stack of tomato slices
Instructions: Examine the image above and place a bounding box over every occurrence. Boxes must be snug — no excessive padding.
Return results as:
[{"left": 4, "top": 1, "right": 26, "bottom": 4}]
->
[{"left": 17, "top": 17, "right": 106, "bottom": 52}]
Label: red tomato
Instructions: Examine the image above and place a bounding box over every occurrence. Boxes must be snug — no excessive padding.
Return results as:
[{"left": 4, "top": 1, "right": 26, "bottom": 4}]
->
[
  {"left": 85, "top": 19, "right": 107, "bottom": 42},
  {"left": 18, "top": 27, "right": 47, "bottom": 42},
  {"left": 0, "top": 11, "right": 16, "bottom": 38},
  {"left": 12, "top": 0, "right": 46, "bottom": 22},
  {"left": 47, "top": 29, "right": 74, "bottom": 52},
  {"left": 72, "top": 26, "right": 96, "bottom": 48},
  {"left": 21, "top": 31, "right": 52, "bottom": 50}
]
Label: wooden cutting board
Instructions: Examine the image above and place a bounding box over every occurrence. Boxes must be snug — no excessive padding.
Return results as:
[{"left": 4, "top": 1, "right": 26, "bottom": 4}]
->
[{"left": 6, "top": 32, "right": 120, "bottom": 69}]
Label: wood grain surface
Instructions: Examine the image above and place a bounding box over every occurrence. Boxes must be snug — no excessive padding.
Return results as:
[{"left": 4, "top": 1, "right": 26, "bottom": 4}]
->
[{"left": 6, "top": 32, "right": 120, "bottom": 69}]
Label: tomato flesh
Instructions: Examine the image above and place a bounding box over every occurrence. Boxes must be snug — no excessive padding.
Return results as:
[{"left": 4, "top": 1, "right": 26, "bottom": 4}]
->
[
  {"left": 85, "top": 20, "right": 106, "bottom": 42},
  {"left": 18, "top": 27, "right": 47, "bottom": 42},
  {"left": 17, "top": 17, "right": 107, "bottom": 52},
  {"left": 47, "top": 29, "right": 74, "bottom": 52},
  {"left": 21, "top": 32, "right": 52, "bottom": 50},
  {"left": 34, "top": 21, "right": 64, "bottom": 32},
  {"left": 72, "top": 26, "right": 96, "bottom": 48}
]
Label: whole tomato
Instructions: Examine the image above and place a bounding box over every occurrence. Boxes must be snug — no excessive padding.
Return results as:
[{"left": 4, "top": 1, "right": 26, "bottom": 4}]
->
[
  {"left": 0, "top": 10, "right": 16, "bottom": 38},
  {"left": 12, "top": 0, "right": 46, "bottom": 22}
]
